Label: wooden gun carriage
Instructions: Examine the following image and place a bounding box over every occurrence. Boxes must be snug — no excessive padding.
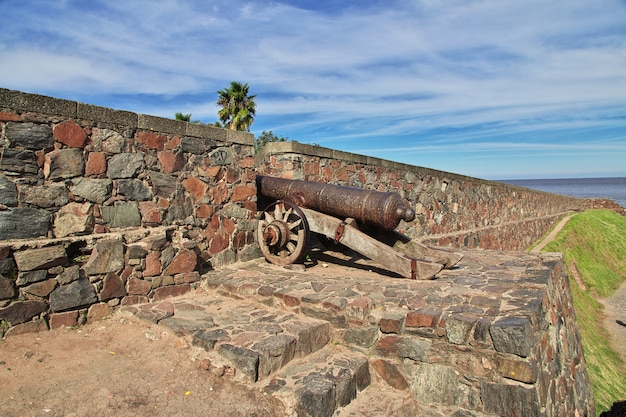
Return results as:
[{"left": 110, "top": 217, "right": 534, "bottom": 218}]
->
[{"left": 255, "top": 176, "right": 462, "bottom": 279}]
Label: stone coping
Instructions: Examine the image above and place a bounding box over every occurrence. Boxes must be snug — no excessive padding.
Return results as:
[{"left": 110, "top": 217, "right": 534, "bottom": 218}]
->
[
  {"left": 0, "top": 88, "right": 253, "bottom": 146},
  {"left": 0, "top": 225, "right": 179, "bottom": 250}
]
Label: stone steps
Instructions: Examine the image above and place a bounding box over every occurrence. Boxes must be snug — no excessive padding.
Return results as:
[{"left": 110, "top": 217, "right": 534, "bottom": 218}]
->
[{"left": 121, "top": 290, "right": 376, "bottom": 416}]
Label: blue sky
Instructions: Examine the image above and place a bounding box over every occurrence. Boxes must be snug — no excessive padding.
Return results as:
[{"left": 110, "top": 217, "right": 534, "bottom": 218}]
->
[{"left": 1, "top": 0, "right": 625, "bottom": 180}]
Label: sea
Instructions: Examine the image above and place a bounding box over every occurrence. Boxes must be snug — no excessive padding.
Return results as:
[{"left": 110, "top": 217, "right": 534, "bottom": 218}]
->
[{"left": 499, "top": 177, "right": 626, "bottom": 209}]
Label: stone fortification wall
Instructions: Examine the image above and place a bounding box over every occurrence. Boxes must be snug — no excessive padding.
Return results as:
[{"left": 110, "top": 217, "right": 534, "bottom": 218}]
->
[
  {"left": 0, "top": 88, "right": 258, "bottom": 333},
  {"left": 257, "top": 142, "right": 586, "bottom": 250}
]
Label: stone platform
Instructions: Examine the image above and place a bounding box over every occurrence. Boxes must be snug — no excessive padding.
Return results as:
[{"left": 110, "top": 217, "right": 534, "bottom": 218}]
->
[{"left": 123, "top": 247, "right": 594, "bottom": 417}]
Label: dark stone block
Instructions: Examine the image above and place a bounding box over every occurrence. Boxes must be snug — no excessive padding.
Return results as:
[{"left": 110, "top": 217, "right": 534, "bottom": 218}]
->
[
  {"left": 0, "top": 148, "right": 39, "bottom": 174},
  {"left": 83, "top": 240, "right": 125, "bottom": 275},
  {"left": 106, "top": 153, "right": 144, "bottom": 179},
  {"left": 45, "top": 148, "right": 84, "bottom": 179},
  {"left": 481, "top": 381, "right": 540, "bottom": 417},
  {"left": 252, "top": 334, "right": 298, "bottom": 378},
  {"left": 117, "top": 179, "right": 152, "bottom": 201},
  {"left": 19, "top": 183, "right": 68, "bottom": 208},
  {"left": 56, "top": 265, "right": 81, "bottom": 285},
  {"left": 5, "top": 122, "right": 53, "bottom": 150},
  {"left": 295, "top": 372, "right": 336, "bottom": 417},
  {"left": 0, "top": 208, "right": 50, "bottom": 239},
  {"left": 0, "top": 299, "right": 47, "bottom": 325},
  {"left": 192, "top": 328, "right": 229, "bottom": 350},
  {"left": 0, "top": 174, "right": 18, "bottom": 206},
  {"left": 49, "top": 279, "right": 97, "bottom": 312},
  {"left": 16, "top": 269, "right": 48, "bottom": 286},
  {"left": 0, "top": 275, "right": 15, "bottom": 300},
  {"left": 14, "top": 245, "right": 67, "bottom": 271},
  {"left": 180, "top": 136, "right": 215, "bottom": 154},
  {"left": 218, "top": 343, "right": 260, "bottom": 382},
  {"left": 149, "top": 171, "right": 178, "bottom": 198},
  {"left": 490, "top": 317, "right": 534, "bottom": 357},
  {"left": 343, "top": 326, "right": 378, "bottom": 348}
]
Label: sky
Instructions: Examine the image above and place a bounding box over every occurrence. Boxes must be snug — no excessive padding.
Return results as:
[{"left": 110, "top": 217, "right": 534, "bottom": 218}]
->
[{"left": 1, "top": 0, "right": 625, "bottom": 180}]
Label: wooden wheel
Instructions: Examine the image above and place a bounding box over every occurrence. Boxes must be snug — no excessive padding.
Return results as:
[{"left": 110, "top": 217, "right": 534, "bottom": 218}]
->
[{"left": 257, "top": 200, "right": 309, "bottom": 266}]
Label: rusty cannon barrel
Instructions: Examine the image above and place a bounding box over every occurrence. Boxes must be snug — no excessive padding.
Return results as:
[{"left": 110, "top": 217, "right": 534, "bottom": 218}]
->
[{"left": 256, "top": 175, "right": 415, "bottom": 231}]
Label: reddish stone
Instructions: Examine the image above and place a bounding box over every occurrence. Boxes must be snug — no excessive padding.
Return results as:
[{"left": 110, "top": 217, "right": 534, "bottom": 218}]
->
[
  {"left": 54, "top": 120, "right": 87, "bottom": 148},
  {"left": 120, "top": 295, "right": 149, "bottom": 305},
  {"left": 165, "top": 136, "right": 180, "bottom": 150},
  {"left": 233, "top": 231, "right": 247, "bottom": 249},
  {"left": 85, "top": 152, "right": 106, "bottom": 176},
  {"left": 380, "top": 315, "right": 404, "bottom": 334},
  {"left": 303, "top": 161, "right": 320, "bottom": 176},
  {"left": 232, "top": 185, "right": 256, "bottom": 202},
  {"left": 197, "top": 204, "right": 214, "bottom": 218},
  {"left": 204, "top": 166, "right": 221, "bottom": 179},
  {"left": 222, "top": 217, "right": 236, "bottom": 235},
  {"left": 158, "top": 151, "right": 186, "bottom": 173},
  {"left": 371, "top": 359, "right": 409, "bottom": 390},
  {"left": 136, "top": 131, "right": 166, "bottom": 150},
  {"left": 100, "top": 271, "right": 127, "bottom": 300},
  {"left": 49, "top": 311, "right": 79, "bottom": 329},
  {"left": 87, "top": 303, "right": 113, "bottom": 322},
  {"left": 334, "top": 168, "right": 349, "bottom": 182},
  {"left": 163, "top": 249, "right": 197, "bottom": 275},
  {"left": 120, "top": 265, "right": 134, "bottom": 282},
  {"left": 209, "top": 232, "right": 230, "bottom": 254},
  {"left": 139, "top": 201, "right": 162, "bottom": 224},
  {"left": 226, "top": 167, "right": 240, "bottom": 183},
  {"left": 144, "top": 251, "right": 162, "bottom": 277},
  {"left": 239, "top": 157, "right": 255, "bottom": 168},
  {"left": 127, "top": 278, "right": 152, "bottom": 295},
  {"left": 174, "top": 271, "right": 201, "bottom": 284},
  {"left": 152, "top": 283, "right": 191, "bottom": 301},
  {"left": 374, "top": 335, "right": 399, "bottom": 356},
  {"left": 405, "top": 306, "right": 441, "bottom": 328},
  {"left": 0, "top": 111, "right": 21, "bottom": 122},
  {"left": 210, "top": 183, "right": 229, "bottom": 204},
  {"left": 183, "top": 176, "right": 209, "bottom": 201},
  {"left": 4, "top": 320, "right": 48, "bottom": 337}
]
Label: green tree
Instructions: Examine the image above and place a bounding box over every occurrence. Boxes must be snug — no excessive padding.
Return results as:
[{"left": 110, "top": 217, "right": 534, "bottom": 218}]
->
[
  {"left": 216, "top": 81, "right": 257, "bottom": 131},
  {"left": 175, "top": 112, "right": 192, "bottom": 122},
  {"left": 255, "top": 130, "right": 290, "bottom": 152}
]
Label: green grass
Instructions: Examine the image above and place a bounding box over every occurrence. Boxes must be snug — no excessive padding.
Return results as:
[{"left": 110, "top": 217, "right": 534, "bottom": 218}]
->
[{"left": 538, "top": 210, "right": 626, "bottom": 415}]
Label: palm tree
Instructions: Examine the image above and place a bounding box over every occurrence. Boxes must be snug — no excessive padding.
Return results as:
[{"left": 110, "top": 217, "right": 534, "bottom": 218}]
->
[{"left": 216, "top": 81, "right": 257, "bottom": 131}]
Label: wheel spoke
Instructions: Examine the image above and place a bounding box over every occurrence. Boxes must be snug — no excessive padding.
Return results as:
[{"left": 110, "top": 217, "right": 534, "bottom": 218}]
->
[{"left": 288, "top": 218, "right": 302, "bottom": 230}]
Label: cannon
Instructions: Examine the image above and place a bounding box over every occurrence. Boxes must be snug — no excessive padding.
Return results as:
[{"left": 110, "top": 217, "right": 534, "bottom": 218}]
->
[{"left": 255, "top": 176, "right": 462, "bottom": 279}]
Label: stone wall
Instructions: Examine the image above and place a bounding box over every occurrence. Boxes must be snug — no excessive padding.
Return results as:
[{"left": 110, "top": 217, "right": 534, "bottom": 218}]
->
[
  {"left": 256, "top": 142, "right": 587, "bottom": 250},
  {"left": 0, "top": 88, "right": 259, "bottom": 333}
]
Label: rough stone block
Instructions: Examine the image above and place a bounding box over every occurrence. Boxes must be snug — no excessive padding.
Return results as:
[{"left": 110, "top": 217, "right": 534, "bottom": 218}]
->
[
  {"left": 14, "top": 245, "right": 67, "bottom": 271},
  {"left": 481, "top": 381, "right": 540, "bottom": 417},
  {"left": 152, "top": 283, "right": 191, "bottom": 301},
  {"left": 15, "top": 269, "right": 47, "bottom": 286},
  {"left": 0, "top": 174, "right": 18, "bottom": 207},
  {"left": 371, "top": 358, "right": 409, "bottom": 390},
  {"left": 490, "top": 317, "right": 534, "bottom": 357},
  {"left": 295, "top": 373, "right": 336, "bottom": 417},
  {"left": 49, "top": 279, "right": 98, "bottom": 312},
  {"left": 218, "top": 343, "right": 260, "bottom": 382},
  {"left": 85, "top": 151, "right": 107, "bottom": 176},
  {"left": 281, "top": 320, "right": 331, "bottom": 356},
  {"left": 180, "top": 136, "right": 214, "bottom": 155},
  {"left": 83, "top": 240, "right": 125, "bottom": 275},
  {"left": 0, "top": 300, "right": 47, "bottom": 325},
  {"left": 446, "top": 314, "right": 478, "bottom": 345},
  {"left": 0, "top": 207, "right": 50, "bottom": 239},
  {"left": 157, "top": 150, "right": 186, "bottom": 173},
  {"left": 99, "top": 271, "right": 127, "bottom": 300},
  {"left": 19, "top": 183, "right": 69, "bottom": 208},
  {"left": 49, "top": 310, "right": 79, "bottom": 329},
  {"left": 44, "top": 148, "right": 84, "bottom": 179},
  {"left": 127, "top": 278, "right": 152, "bottom": 295},
  {"left": 379, "top": 313, "right": 404, "bottom": 334},
  {"left": 409, "top": 363, "right": 466, "bottom": 406},
  {"left": 136, "top": 131, "right": 166, "bottom": 150},
  {"left": 162, "top": 249, "right": 197, "bottom": 275},
  {"left": 53, "top": 120, "right": 86, "bottom": 147},
  {"left": 496, "top": 356, "right": 538, "bottom": 383},
  {"left": 252, "top": 334, "right": 298, "bottom": 378},
  {"left": 87, "top": 303, "right": 113, "bottom": 322},
  {"left": 0, "top": 275, "right": 15, "bottom": 300},
  {"left": 117, "top": 179, "right": 152, "bottom": 201},
  {"left": 182, "top": 175, "right": 208, "bottom": 201},
  {"left": 22, "top": 278, "right": 57, "bottom": 297},
  {"left": 4, "top": 319, "right": 48, "bottom": 337},
  {"left": 149, "top": 171, "right": 178, "bottom": 198},
  {"left": 0, "top": 149, "right": 39, "bottom": 175},
  {"left": 192, "top": 328, "right": 229, "bottom": 351},
  {"left": 100, "top": 201, "right": 141, "bottom": 228},
  {"left": 343, "top": 326, "right": 378, "bottom": 347},
  {"left": 405, "top": 305, "right": 441, "bottom": 328},
  {"left": 69, "top": 177, "right": 112, "bottom": 204},
  {"left": 56, "top": 265, "right": 81, "bottom": 285},
  {"left": 54, "top": 202, "right": 94, "bottom": 237},
  {"left": 107, "top": 153, "right": 144, "bottom": 179},
  {"left": 5, "top": 122, "right": 53, "bottom": 150}
]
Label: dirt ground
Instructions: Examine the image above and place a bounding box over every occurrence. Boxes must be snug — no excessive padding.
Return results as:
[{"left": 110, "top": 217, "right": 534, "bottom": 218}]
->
[{"left": 0, "top": 313, "right": 286, "bottom": 417}]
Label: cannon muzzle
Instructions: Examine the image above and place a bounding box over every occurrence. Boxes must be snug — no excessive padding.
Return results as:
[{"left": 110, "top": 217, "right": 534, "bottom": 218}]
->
[{"left": 257, "top": 175, "right": 415, "bottom": 231}]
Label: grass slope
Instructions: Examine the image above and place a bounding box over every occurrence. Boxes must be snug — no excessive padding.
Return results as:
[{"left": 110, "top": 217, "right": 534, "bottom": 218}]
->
[{"left": 537, "top": 210, "right": 626, "bottom": 415}]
